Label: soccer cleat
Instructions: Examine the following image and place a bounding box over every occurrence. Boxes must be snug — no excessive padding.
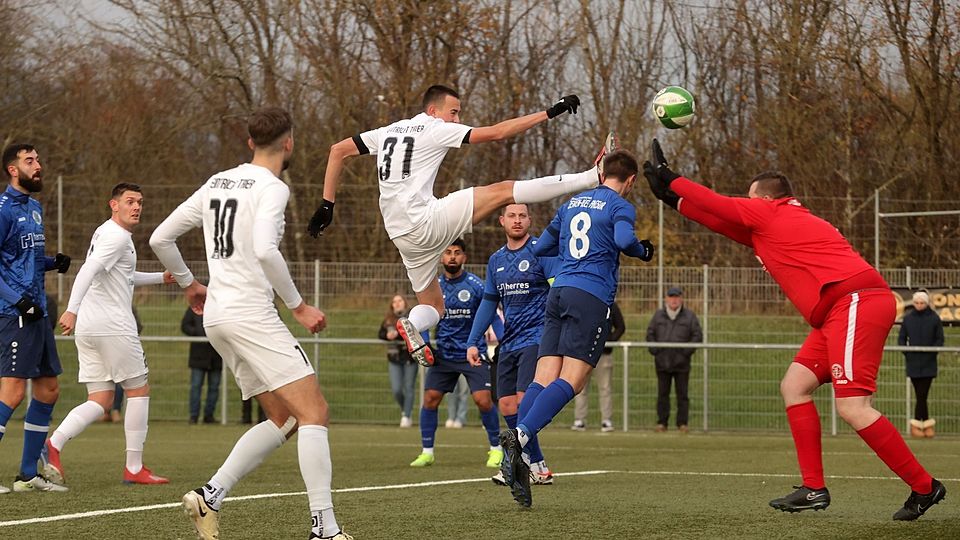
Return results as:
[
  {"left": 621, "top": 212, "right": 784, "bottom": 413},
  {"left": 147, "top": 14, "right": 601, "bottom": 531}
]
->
[
  {"left": 183, "top": 488, "right": 220, "bottom": 540},
  {"left": 486, "top": 448, "right": 504, "bottom": 468},
  {"left": 593, "top": 131, "right": 621, "bottom": 177},
  {"left": 396, "top": 318, "right": 434, "bottom": 367},
  {"left": 601, "top": 420, "right": 615, "bottom": 433},
  {"left": 409, "top": 452, "right": 435, "bottom": 467},
  {"left": 400, "top": 415, "right": 412, "bottom": 428},
  {"left": 491, "top": 470, "right": 508, "bottom": 486},
  {"left": 0, "top": 484, "right": 9, "bottom": 494},
  {"left": 893, "top": 479, "right": 946, "bottom": 521},
  {"left": 530, "top": 469, "right": 554, "bottom": 485},
  {"left": 39, "top": 439, "right": 65, "bottom": 485},
  {"left": 571, "top": 420, "right": 586, "bottom": 432},
  {"left": 499, "top": 428, "right": 532, "bottom": 508},
  {"left": 769, "top": 485, "right": 830, "bottom": 512},
  {"left": 13, "top": 473, "right": 68, "bottom": 492},
  {"left": 124, "top": 465, "right": 169, "bottom": 484},
  {"left": 309, "top": 531, "right": 354, "bottom": 540}
]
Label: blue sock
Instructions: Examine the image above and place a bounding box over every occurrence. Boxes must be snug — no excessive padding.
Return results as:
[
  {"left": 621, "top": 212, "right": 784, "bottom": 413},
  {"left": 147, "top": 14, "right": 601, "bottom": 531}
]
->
[
  {"left": 419, "top": 407, "right": 438, "bottom": 449},
  {"left": 21, "top": 399, "right": 55, "bottom": 478},
  {"left": 518, "top": 383, "right": 545, "bottom": 462},
  {"left": 0, "top": 401, "right": 14, "bottom": 442},
  {"left": 504, "top": 413, "right": 518, "bottom": 430},
  {"left": 517, "top": 379, "right": 575, "bottom": 445},
  {"left": 480, "top": 408, "right": 500, "bottom": 447}
]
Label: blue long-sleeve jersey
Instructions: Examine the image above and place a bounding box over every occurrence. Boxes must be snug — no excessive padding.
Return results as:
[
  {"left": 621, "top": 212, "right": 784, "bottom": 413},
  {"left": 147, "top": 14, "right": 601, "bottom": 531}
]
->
[
  {"left": 0, "top": 186, "right": 53, "bottom": 316},
  {"left": 434, "top": 271, "right": 486, "bottom": 363}
]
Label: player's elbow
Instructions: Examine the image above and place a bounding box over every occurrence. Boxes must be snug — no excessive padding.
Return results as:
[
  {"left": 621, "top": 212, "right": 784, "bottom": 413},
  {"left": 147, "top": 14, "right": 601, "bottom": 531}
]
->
[
  {"left": 253, "top": 243, "right": 278, "bottom": 264},
  {"left": 148, "top": 229, "right": 168, "bottom": 252}
]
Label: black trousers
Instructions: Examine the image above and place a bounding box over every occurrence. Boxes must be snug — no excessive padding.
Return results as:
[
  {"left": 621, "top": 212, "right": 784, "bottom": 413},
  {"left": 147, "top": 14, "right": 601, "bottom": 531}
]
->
[
  {"left": 656, "top": 370, "right": 690, "bottom": 426},
  {"left": 911, "top": 377, "right": 934, "bottom": 420}
]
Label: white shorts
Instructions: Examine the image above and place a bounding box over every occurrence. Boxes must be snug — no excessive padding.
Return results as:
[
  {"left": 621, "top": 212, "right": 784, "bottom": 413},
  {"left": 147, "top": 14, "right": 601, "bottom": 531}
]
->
[
  {"left": 392, "top": 188, "right": 474, "bottom": 292},
  {"left": 205, "top": 317, "right": 316, "bottom": 400},
  {"left": 76, "top": 334, "right": 149, "bottom": 384}
]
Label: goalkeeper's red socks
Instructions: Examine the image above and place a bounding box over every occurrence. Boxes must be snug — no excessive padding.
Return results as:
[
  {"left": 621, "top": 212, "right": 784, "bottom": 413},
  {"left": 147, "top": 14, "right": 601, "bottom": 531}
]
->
[
  {"left": 858, "top": 415, "right": 933, "bottom": 494},
  {"left": 786, "top": 401, "right": 825, "bottom": 489}
]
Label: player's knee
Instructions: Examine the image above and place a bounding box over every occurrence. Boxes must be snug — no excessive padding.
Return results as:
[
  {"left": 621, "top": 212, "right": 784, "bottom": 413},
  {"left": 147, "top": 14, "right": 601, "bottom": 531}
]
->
[
  {"left": 0, "top": 385, "right": 26, "bottom": 408},
  {"left": 423, "top": 391, "right": 442, "bottom": 409}
]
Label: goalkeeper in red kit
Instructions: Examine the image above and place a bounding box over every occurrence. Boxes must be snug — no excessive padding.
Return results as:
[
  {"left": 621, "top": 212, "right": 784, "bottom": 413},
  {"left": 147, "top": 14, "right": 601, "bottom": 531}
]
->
[{"left": 643, "top": 140, "right": 945, "bottom": 521}]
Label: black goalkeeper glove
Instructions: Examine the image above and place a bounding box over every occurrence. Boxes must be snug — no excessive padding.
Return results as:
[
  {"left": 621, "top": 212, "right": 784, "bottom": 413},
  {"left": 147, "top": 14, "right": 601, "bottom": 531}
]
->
[
  {"left": 643, "top": 160, "right": 681, "bottom": 210},
  {"left": 307, "top": 199, "right": 335, "bottom": 238},
  {"left": 650, "top": 138, "right": 680, "bottom": 186},
  {"left": 53, "top": 253, "right": 71, "bottom": 273},
  {"left": 15, "top": 296, "right": 44, "bottom": 322},
  {"left": 639, "top": 240, "right": 655, "bottom": 262},
  {"left": 546, "top": 95, "right": 580, "bottom": 119}
]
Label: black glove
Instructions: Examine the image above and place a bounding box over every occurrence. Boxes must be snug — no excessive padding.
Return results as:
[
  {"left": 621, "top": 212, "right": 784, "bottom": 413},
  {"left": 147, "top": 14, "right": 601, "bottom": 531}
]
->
[
  {"left": 53, "top": 253, "right": 71, "bottom": 273},
  {"left": 642, "top": 161, "right": 680, "bottom": 210},
  {"left": 650, "top": 138, "right": 680, "bottom": 186},
  {"left": 546, "top": 95, "right": 580, "bottom": 119},
  {"left": 15, "top": 296, "right": 44, "bottom": 322},
  {"left": 307, "top": 199, "right": 335, "bottom": 238},
  {"left": 639, "top": 240, "right": 655, "bottom": 262}
]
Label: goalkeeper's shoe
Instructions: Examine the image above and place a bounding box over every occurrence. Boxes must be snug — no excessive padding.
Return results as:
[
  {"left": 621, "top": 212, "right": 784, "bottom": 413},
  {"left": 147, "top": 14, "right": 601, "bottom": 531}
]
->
[
  {"left": 396, "top": 318, "right": 434, "bottom": 367},
  {"left": 182, "top": 488, "right": 220, "bottom": 540},
  {"left": 769, "top": 485, "right": 830, "bottom": 512},
  {"left": 124, "top": 465, "right": 169, "bottom": 484},
  {"left": 39, "top": 439, "right": 65, "bottom": 485},
  {"left": 309, "top": 531, "right": 354, "bottom": 540},
  {"left": 13, "top": 473, "right": 68, "bottom": 492},
  {"left": 486, "top": 448, "right": 504, "bottom": 468},
  {"left": 409, "top": 452, "right": 435, "bottom": 467},
  {"left": 594, "top": 131, "right": 621, "bottom": 177},
  {"left": 893, "top": 478, "right": 946, "bottom": 521}
]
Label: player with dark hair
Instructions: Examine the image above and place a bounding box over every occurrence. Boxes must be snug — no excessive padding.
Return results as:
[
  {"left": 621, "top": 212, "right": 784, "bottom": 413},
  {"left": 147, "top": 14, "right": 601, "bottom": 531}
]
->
[
  {"left": 150, "top": 107, "right": 351, "bottom": 539},
  {"left": 466, "top": 203, "right": 559, "bottom": 486},
  {"left": 310, "top": 85, "right": 602, "bottom": 369},
  {"left": 43, "top": 183, "right": 175, "bottom": 486},
  {"left": 408, "top": 239, "right": 504, "bottom": 469},
  {"left": 499, "top": 150, "right": 655, "bottom": 507},
  {"left": 0, "top": 143, "right": 71, "bottom": 493},
  {"left": 643, "top": 139, "right": 945, "bottom": 521}
]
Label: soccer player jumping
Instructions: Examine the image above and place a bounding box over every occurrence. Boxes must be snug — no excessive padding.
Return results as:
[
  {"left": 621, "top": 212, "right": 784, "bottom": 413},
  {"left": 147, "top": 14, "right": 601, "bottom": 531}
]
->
[
  {"left": 643, "top": 139, "right": 945, "bottom": 521},
  {"left": 308, "top": 85, "right": 598, "bottom": 368}
]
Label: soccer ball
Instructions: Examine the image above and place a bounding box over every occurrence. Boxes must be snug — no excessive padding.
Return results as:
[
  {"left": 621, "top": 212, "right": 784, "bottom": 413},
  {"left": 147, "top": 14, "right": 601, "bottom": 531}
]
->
[{"left": 651, "top": 86, "right": 696, "bottom": 129}]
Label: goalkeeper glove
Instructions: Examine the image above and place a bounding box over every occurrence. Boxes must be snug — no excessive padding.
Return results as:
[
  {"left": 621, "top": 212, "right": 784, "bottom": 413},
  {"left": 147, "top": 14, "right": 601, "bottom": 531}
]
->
[{"left": 546, "top": 95, "right": 580, "bottom": 119}]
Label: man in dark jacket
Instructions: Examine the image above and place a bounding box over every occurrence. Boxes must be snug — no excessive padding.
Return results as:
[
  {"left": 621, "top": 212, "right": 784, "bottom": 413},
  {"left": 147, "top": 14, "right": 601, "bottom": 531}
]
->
[
  {"left": 647, "top": 287, "right": 702, "bottom": 432},
  {"left": 898, "top": 291, "right": 944, "bottom": 438},
  {"left": 181, "top": 308, "right": 223, "bottom": 424}
]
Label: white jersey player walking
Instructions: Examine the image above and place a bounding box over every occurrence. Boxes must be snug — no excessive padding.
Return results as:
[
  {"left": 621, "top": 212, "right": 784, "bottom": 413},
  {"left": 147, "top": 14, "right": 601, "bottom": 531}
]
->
[
  {"left": 150, "top": 107, "right": 351, "bottom": 540},
  {"left": 42, "top": 183, "right": 175, "bottom": 486},
  {"left": 309, "top": 85, "right": 601, "bottom": 367}
]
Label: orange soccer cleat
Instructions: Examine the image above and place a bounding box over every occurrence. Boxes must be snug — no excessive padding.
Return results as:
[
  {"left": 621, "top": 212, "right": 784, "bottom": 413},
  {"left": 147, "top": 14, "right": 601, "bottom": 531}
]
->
[{"left": 123, "top": 465, "right": 170, "bottom": 485}]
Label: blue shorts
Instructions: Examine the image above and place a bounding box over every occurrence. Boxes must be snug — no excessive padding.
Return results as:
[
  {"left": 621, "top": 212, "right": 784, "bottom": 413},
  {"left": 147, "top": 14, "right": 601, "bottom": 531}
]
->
[
  {"left": 425, "top": 358, "right": 492, "bottom": 394},
  {"left": 0, "top": 316, "right": 62, "bottom": 378},
  {"left": 496, "top": 344, "right": 539, "bottom": 398},
  {"left": 538, "top": 287, "right": 611, "bottom": 367}
]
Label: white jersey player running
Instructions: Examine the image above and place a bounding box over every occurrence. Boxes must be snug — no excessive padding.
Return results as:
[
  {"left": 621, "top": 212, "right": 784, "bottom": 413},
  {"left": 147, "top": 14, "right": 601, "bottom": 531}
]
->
[
  {"left": 43, "top": 183, "right": 175, "bottom": 486},
  {"left": 309, "top": 85, "right": 600, "bottom": 367},
  {"left": 150, "top": 107, "right": 351, "bottom": 540}
]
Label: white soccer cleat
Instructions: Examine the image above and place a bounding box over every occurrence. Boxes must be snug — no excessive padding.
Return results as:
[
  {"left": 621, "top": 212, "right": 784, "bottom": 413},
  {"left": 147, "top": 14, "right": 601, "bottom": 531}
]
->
[
  {"left": 13, "top": 474, "right": 68, "bottom": 492},
  {"left": 594, "top": 131, "right": 620, "bottom": 178},
  {"left": 491, "top": 470, "right": 508, "bottom": 486},
  {"left": 182, "top": 489, "right": 220, "bottom": 540},
  {"left": 309, "top": 531, "right": 354, "bottom": 540},
  {"left": 0, "top": 484, "right": 10, "bottom": 494}
]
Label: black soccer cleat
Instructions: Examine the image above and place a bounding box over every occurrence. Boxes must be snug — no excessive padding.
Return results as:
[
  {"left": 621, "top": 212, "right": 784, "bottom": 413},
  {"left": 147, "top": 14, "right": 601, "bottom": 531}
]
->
[
  {"left": 893, "top": 478, "right": 946, "bottom": 521},
  {"left": 769, "top": 485, "right": 831, "bottom": 512},
  {"left": 499, "top": 428, "right": 532, "bottom": 508}
]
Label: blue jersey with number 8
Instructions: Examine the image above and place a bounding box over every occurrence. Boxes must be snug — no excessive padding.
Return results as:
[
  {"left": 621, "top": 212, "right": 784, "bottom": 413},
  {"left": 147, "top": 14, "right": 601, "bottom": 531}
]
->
[{"left": 544, "top": 185, "right": 636, "bottom": 305}]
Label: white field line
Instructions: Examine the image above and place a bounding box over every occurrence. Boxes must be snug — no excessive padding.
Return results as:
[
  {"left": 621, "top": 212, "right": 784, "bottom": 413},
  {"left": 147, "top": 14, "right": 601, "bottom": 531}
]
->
[{"left": 2, "top": 469, "right": 957, "bottom": 528}]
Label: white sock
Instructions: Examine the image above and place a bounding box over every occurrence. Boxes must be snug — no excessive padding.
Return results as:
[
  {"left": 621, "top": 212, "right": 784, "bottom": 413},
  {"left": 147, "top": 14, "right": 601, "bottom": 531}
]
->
[
  {"left": 490, "top": 445, "right": 502, "bottom": 451},
  {"left": 408, "top": 304, "right": 440, "bottom": 333},
  {"left": 512, "top": 167, "right": 599, "bottom": 203},
  {"left": 124, "top": 396, "right": 149, "bottom": 473},
  {"left": 421, "top": 447, "right": 435, "bottom": 456},
  {"left": 209, "top": 419, "right": 286, "bottom": 508},
  {"left": 299, "top": 425, "right": 340, "bottom": 538},
  {"left": 50, "top": 400, "right": 104, "bottom": 451}
]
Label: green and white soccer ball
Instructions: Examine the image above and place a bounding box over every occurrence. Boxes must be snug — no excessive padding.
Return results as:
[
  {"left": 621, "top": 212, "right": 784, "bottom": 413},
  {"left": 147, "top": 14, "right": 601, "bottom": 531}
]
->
[{"left": 651, "top": 86, "right": 696, "bottom": 129}]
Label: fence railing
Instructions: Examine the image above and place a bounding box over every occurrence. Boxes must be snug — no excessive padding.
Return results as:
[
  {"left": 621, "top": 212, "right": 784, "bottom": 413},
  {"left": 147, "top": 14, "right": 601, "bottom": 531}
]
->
[{"left": 46, "top": 336, "right": 959, "bottom": 437}]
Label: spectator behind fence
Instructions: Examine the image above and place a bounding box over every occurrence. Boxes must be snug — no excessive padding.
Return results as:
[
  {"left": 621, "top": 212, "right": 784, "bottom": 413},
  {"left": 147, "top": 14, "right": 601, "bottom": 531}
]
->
[
  {"left": 646, "top": 287, "right": 702, "bottom": 433},
  {"left": 380, "top": 294, "right": 418, "bottom": 427},
  {"left": 182, "top": 307, "right": 223, "bottom": 424},
  {"left": 572, "top": 301, "right": 624, "bottom": 432},
  {"left": 897, "top": 291, "right": 944, "bottom": 438}
]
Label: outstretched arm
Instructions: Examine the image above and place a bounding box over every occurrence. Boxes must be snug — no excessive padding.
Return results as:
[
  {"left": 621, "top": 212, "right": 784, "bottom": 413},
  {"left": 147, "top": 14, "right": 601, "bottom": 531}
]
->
[
  {"left": 678, "top": 195, "right": 754, "bottom": 247},
  {"left": 671, "top": 178, "right": 749, "bottom": 226},
  {"left": 467, "top": 95, "right": 579, "bottom": 143}
]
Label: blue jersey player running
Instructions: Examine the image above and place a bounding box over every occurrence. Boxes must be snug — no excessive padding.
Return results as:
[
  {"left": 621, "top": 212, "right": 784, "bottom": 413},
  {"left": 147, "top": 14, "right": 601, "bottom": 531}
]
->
[
  {"left": 466, "top": 204, "right": 558, "bottom": 486},
  {"left": 409, "top": 239, "right": 505, "bottom": 469},
  {"left": 499, "top": 150, "right": 654, "bottom": 507},
  {"left": 0, "top": 143, "right": 72, "bottom": 493}
]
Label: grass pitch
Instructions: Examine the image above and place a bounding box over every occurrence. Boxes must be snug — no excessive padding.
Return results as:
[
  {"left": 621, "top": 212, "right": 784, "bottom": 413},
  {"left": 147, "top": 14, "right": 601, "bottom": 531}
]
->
[{"left": 0, "top": 422, "right": 957, "bottom": 539}]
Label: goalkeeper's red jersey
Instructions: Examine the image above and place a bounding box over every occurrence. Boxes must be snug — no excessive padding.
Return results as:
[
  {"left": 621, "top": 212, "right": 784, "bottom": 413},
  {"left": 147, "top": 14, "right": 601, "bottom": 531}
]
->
[{"left": 672, "top": 177, "right": 887, "bottom": 327}]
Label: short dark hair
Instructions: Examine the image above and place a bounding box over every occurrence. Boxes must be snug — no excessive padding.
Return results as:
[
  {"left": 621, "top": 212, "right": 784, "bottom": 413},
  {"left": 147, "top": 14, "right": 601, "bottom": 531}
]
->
[
  {"left": 602, "top": 150, "right": 639, "bottom": 182},
  {"left": 111, "top": 182, "right": 142, "bottom": 199},
  {"left": 750, "top": 171, "right": 793, "bottom": 198},
  {"left": 248, "top": 107, "right": 293, "bottom": 147},
  {"left": 422, "top": 85, "right": 459, "bottom": 109},
  {"left": 2, "top": 143, "right": 36, "bottom": 179},
  {"left": 449, "top": 238, "right": 467, "bottom": 252}
]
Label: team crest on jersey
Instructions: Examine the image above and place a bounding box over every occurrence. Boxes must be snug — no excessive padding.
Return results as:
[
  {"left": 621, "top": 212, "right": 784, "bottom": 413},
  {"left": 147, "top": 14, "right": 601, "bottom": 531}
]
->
[
  {"left": 518, "top": 259, "right": 530, "bottom": 272},
  {"left": 831, "top": 363, "right": 846, "bottom": 382},
  {"left": 31, "top": 210, "right": 41, "bottom": 224},
  {"left": 457, "top": 289, "right": 471, "bottom": 302}
]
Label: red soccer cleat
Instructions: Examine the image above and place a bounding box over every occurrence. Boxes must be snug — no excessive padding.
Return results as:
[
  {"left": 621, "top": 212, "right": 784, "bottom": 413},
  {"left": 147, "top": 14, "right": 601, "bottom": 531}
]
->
[
  {"left": 39, "top": 439, "right": 65, "bottom": 485},
  {"left": 123, "top": 465, "right": 169, "bottom": 485}
]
